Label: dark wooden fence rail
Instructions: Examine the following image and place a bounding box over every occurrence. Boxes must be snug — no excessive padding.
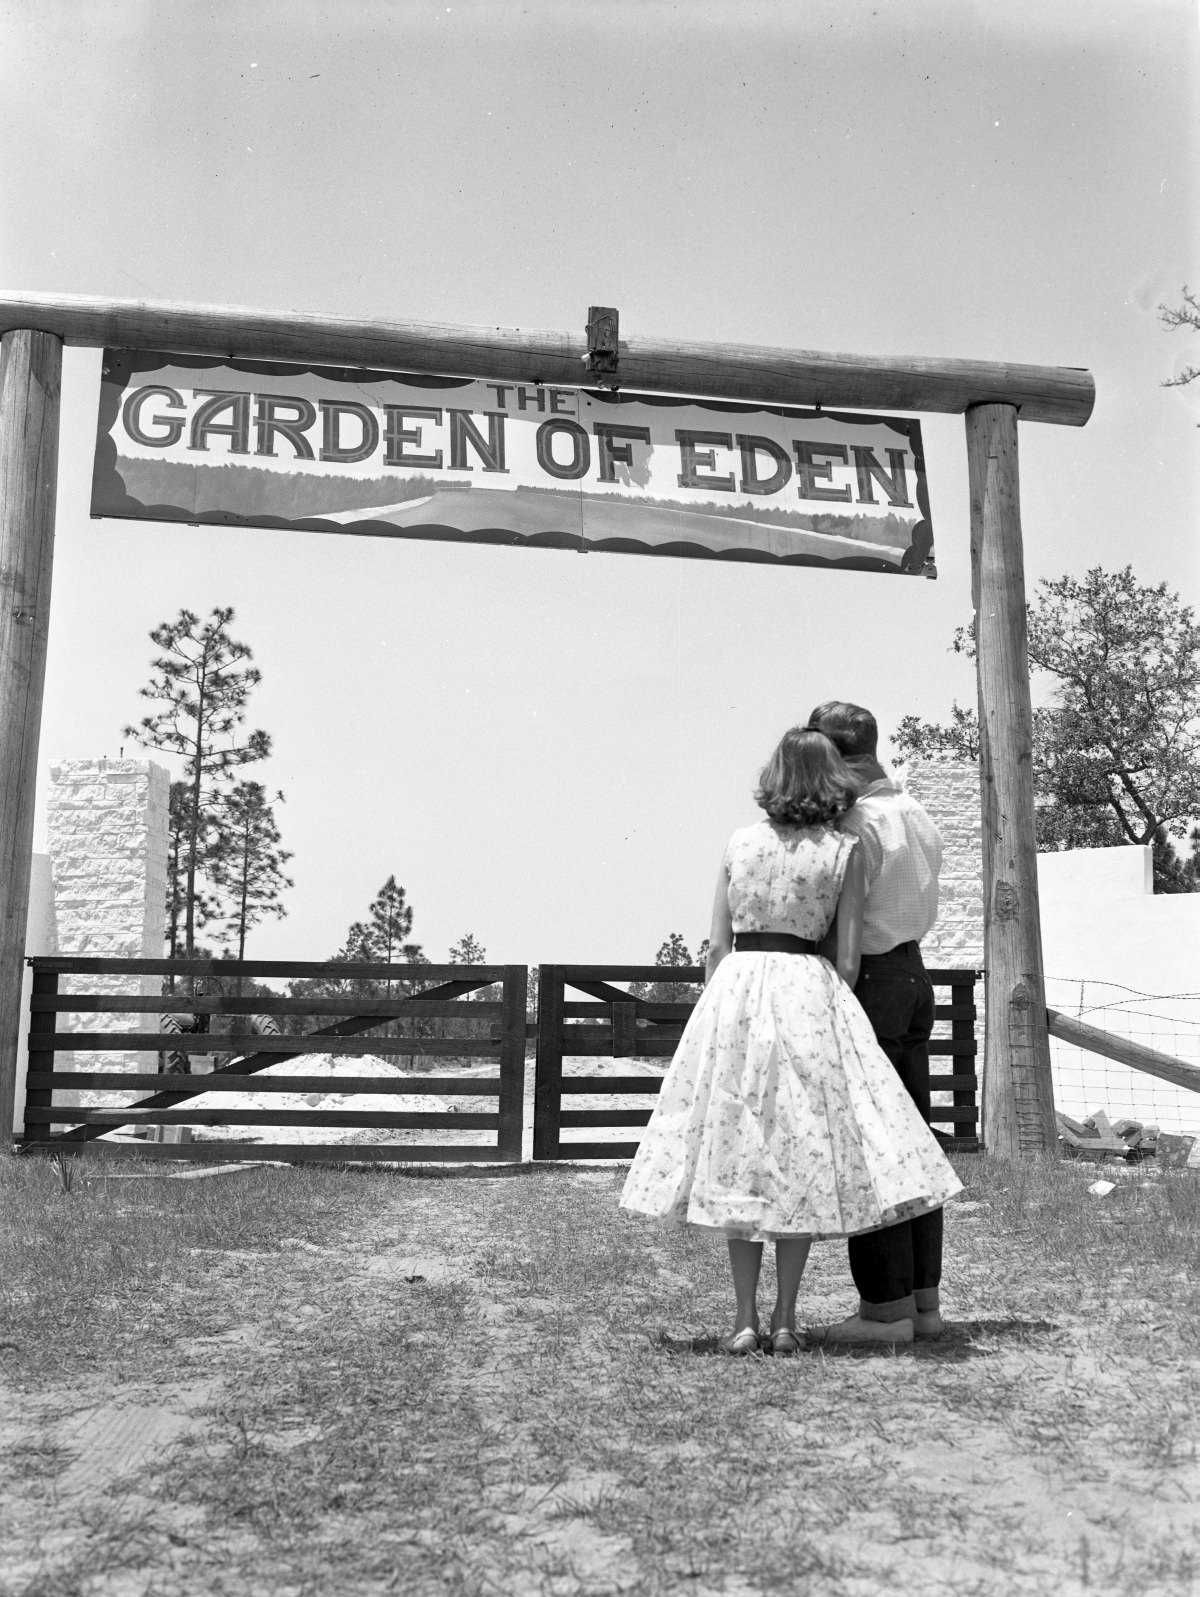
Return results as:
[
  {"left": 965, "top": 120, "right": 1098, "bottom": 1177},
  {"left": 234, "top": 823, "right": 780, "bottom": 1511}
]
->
[
  {"left": 533, "top": 964, "right": 982, "bottom": 1160},
  {"left": 21, "top": 957, "right": 980, "bottom": 1164},
  {"left": 22, "top": 957, "right": 527, "bottom": 1163}
]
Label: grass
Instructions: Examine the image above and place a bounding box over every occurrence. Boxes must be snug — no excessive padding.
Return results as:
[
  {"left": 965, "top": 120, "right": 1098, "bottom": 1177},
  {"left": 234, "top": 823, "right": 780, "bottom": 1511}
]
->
[{"left": 1, "top": 1151, "right": 1199, "bottom": 1596}]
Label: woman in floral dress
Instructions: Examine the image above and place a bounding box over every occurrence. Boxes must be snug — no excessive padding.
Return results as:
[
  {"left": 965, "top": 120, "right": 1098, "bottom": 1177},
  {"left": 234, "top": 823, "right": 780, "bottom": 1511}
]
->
[{"left": 619, "top": 726, "right": 961, "bottom": 1355}]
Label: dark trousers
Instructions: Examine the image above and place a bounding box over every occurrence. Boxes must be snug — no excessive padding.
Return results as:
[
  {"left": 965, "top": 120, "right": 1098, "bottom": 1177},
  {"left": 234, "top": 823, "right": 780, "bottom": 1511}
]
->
[{"left": 847, "top": 943, "right": 943, "bottom": 1305}]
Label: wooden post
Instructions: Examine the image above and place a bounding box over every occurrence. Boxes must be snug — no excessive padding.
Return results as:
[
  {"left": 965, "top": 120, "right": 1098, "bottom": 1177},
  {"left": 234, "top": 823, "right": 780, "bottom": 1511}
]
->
[
  {"left": 496, "top": 964, "right": 528, "bottom": 1161},
  {"left": 966, "top": 403, "right": 1057, "bottom": 1156},
  {"left": 532, "top": 964, "right": 563, "bottom": 1160},
  {"left": 0, "top": 330, "right": 61, "bottom": 1149},
  {"left": 20, "top": 965, "right": 58, "bottom": 1149},
  {"left": 950, "top": 971, "right": 981, "bottom": 1146}
]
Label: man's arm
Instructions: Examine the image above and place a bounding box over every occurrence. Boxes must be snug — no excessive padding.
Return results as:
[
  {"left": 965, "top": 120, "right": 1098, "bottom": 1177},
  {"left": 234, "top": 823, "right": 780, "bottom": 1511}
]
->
[{"left": 835, "top": 849, "right": 866, "bottom": 989}]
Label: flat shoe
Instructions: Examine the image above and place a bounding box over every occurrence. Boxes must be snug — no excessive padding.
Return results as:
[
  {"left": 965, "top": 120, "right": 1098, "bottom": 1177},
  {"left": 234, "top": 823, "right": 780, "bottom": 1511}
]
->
[
  {"left": 722, "top": 1327, "right": 761, "bottom": 1356},
  {"left": 769, "top": 1327, "right": 803, "bottom": 1357},
  {"left": 817, "top": 1313, "right": 914, "bottom": 1346}
]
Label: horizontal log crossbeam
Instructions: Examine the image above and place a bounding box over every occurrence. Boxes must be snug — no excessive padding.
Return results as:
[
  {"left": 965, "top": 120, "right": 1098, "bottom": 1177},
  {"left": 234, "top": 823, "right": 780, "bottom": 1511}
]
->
[
  {"left": 0, "top": 292, "right": 1095, "bottom": 426},
  {"left": 1046, "top": 1009, "right": 1200, "bottom": 1095}
]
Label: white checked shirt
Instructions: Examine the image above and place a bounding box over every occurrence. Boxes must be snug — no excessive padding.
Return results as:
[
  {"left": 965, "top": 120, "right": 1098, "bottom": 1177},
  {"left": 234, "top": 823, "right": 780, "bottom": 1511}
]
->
[{"left": 839, "top": 778, "right": 943, "bottom": 954}]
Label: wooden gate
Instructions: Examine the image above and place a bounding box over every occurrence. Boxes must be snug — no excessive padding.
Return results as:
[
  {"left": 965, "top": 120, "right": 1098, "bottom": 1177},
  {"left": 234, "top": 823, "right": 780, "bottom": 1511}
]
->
[
  {"left": 21, "top": 957, "right": 527, "bottom": 1163},
  {"left": 533, "top": 964, "right": 982, "bottom": 1160}
]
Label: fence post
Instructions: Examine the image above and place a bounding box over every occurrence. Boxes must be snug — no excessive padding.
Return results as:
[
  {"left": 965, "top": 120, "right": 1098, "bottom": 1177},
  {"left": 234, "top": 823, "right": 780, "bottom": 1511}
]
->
[
  {"left": 496, "top": 964, "right": 527, "bottom": 1161},
  {"left": 0, "top": 330, "right": 62, "bottom": 1150},
  {"left": 966, "top": 402, "right": 1057, "bottom": 1157},
  {"left": 20, "top": 965, "right": 58, "bottom": 1148},
  {"left": 533, "top": 964, "right": 563, "bottom": 1160},
  {"left": 954, "top": 972, "right": 981, "bottom": 1146}
]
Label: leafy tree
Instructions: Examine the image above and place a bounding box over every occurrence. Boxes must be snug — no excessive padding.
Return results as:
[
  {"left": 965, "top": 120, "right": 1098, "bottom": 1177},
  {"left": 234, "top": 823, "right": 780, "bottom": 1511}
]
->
[
  {"left": 893, "top": 703, "right": 980, "bottom": 764},
  {"left": 1160, "top": 286, "right": 1200, "bottom": 398},
  {"left": 213, "top": 782, "right": 294, "bottom": 963},
  {"left": 1149, "top": 826, "right": 1200, "bottom": 894},
  {"left": 893, "top": 566, "right": 1200, "bottom": 891},
  {"left": 127, "top": 608, "right": 271, "bottom": 958}
]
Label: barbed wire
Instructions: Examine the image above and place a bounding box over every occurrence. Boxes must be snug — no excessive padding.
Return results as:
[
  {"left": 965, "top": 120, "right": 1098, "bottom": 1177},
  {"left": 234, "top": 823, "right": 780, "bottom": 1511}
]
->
[{"left": 1042, "top": 974, "right": 1199, "bottom": 1136}]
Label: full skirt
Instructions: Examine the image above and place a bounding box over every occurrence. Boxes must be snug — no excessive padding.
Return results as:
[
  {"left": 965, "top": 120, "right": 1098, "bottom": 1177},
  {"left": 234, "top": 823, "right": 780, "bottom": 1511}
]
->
[{"left": 619, "top": 952, "right": 963, "bottom": 1242}]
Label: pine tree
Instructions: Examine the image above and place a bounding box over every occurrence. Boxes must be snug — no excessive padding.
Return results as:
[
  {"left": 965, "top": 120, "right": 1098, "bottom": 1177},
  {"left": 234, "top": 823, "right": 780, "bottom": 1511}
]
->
[
  {"left": 287, "top": 877, "right": 424, "bottom": 1045},
  {"left": 367, "top": 876, "right": 423, "bottom": 981},
  {"left": 214, "top": 782, "right": 294, "bottom": 963},
  {"left": 650, "top": 933, "right": 706, "bottom": 1002},
  {"left": 165, "top": 779, "right": 226, "bottom": 964},
  {"left": 366, "top": 877, "right": 424, "bottom": 1060},
  {"left": 631, "top": 934, "right": 707, "bottom": 1003},
  {"left": 654, "top": 932, "right": 692, "bottom": 968},
  {"left": 448, "top": 932, "right": 487, "bottom": 964},
  {"left": 126, "top": 608, "right": 271, "bottom": 957}
]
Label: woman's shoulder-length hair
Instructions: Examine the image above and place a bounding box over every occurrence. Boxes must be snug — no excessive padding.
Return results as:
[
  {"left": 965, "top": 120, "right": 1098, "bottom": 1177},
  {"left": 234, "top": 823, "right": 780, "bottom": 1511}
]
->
[{"left": 754, "top": 726, "right": 858, "bottom": 828}]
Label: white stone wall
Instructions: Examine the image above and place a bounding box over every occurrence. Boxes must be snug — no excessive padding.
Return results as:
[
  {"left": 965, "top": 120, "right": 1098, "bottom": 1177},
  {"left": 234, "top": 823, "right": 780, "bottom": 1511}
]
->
[
  {"left": 45, "top": 759, "right": 170, "bottom": 1083},
  {"left": 894, "top": 760, "right": 985, "bottom": 1133},
  {"left": 1037, "top": 846, "right": 1200, "bottom": 1136},
  {"left": 893, "top": 759, "right": 1199, "bottom": 1137},
  {"left": 901, "top": 759, "right": 984, "bottom": 971}
]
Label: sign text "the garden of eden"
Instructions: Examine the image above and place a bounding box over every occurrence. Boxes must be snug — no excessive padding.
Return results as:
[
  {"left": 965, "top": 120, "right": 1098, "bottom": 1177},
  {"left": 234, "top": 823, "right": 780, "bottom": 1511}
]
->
[{"left": 92, "top": 350, "right": 935, "bottom": 576}]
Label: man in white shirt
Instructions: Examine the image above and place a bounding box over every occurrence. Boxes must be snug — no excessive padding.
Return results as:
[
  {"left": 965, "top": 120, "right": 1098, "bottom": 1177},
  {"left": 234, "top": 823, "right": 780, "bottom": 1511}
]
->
[{"left": 808, "top": 700, "right": 947, "bottom": 1345}]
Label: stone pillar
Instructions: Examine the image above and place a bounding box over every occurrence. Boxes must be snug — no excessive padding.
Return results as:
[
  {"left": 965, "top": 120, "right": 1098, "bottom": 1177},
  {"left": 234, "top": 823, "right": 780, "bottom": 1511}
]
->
[
  {"left": 45, "top": 759, "right": 169, "bottom": 1086},
  {"left": 902, "top": 758, "right": 985, "bottom": 970}
]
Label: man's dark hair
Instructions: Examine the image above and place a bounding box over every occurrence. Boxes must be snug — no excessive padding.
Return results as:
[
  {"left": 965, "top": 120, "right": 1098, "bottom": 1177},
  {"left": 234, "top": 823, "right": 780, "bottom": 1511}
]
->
[{"left": 807, "top": 700, "right": 879, "bottom": 760}]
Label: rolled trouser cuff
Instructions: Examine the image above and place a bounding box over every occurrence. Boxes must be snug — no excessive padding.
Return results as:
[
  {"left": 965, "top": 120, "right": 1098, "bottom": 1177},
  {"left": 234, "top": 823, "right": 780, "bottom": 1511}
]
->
[
  {"left": 859, "top": 1294, "right": 917, "bottom": 1324},
  {"left": 914, "top": 1287, "right": 941, "bottom": 1313}
]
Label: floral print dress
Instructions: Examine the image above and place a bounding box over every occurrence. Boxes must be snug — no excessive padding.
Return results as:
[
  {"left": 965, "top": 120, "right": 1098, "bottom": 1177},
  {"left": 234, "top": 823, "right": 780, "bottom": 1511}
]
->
[{"left": 619, "top": 821, "right": 962, "bottom": 1241}]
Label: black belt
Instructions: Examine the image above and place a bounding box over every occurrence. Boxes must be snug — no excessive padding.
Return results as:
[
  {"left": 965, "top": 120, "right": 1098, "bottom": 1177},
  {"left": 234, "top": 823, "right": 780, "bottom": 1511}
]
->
[{"left": 734, "top": 933, "right": 819, "bottom": 955}]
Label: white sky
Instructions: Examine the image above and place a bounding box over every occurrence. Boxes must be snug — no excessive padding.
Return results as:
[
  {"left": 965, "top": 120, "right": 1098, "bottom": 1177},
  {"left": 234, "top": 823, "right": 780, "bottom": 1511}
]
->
[{"left": 1, "top": 0, "right": 1197, "bottom": 967}]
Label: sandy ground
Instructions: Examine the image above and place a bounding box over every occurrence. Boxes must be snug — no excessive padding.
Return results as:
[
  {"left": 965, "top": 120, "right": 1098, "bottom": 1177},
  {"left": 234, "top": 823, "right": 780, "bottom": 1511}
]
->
[
  {"left": 99, "top": 1052, "right": 665, "bottom": 1160},
  {"left": 2, "top": 1160, "right": 1198, "bottom": 1596}
]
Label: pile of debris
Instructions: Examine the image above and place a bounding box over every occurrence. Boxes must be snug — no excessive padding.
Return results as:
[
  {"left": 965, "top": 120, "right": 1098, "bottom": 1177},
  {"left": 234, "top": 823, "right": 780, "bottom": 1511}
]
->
[{"left": 1057, "top": 1109, "right": 1197, "bottom": 1167}]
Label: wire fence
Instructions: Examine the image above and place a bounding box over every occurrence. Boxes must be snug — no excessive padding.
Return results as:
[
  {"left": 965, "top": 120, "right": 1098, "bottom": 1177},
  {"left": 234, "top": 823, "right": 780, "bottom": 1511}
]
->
[{"left": 1044, "top": 976, "right": 1200, "bottom": 1137}]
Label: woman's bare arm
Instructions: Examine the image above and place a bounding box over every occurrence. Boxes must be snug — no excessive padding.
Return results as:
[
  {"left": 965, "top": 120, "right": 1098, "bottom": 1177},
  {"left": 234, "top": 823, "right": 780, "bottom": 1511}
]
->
[
  {"left": 705, "top": 862, "right": 733, "bottom": 985},
  {"left": 835, "top": 848, "right": 865, "bottom": 989}
]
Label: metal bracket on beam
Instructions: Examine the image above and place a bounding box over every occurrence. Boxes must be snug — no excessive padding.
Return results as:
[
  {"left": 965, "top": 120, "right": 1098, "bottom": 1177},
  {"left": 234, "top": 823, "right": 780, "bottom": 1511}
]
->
[{"left": 584, "top": 306, "right": 619, "bottom": 389}]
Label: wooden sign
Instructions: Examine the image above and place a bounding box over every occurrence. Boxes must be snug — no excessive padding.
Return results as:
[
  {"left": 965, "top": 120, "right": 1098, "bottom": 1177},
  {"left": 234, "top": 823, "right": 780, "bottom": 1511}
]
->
[{"left": 91, "top": 348, "right": 935, "bottom": 576}]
